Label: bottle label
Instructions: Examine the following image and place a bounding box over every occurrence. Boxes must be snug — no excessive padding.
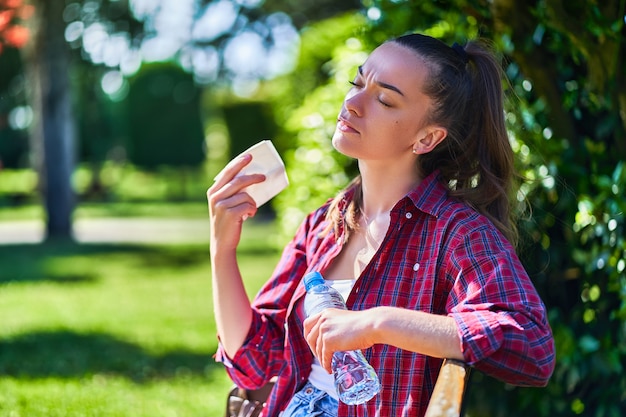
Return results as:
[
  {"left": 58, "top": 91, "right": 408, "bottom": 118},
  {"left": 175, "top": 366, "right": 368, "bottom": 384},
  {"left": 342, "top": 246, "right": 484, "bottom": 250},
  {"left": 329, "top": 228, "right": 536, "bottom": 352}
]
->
[
  {"left": 316, "top": 298, "right": 345, "bottom": 310},
  {"left": 305, "top": 295, "right": 346, "bottom": 316}
]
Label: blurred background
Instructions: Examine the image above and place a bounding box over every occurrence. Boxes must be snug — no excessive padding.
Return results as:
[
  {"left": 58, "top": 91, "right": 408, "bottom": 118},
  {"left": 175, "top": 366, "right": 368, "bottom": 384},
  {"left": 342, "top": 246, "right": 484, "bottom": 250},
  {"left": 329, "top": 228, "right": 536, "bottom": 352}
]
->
[{"left": 0, "top": 0, "right": 624, "bottom": 416}]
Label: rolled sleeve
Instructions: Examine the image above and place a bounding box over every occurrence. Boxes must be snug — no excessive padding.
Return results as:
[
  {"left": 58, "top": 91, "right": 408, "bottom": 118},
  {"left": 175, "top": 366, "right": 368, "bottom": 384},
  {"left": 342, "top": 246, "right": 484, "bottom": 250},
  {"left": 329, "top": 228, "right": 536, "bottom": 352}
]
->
[
  {"left": 447, "top": 227, "right": 555, "bottom": 386},
  {"left": 215, "top": 313, "right": 283, "bottom": 389}
]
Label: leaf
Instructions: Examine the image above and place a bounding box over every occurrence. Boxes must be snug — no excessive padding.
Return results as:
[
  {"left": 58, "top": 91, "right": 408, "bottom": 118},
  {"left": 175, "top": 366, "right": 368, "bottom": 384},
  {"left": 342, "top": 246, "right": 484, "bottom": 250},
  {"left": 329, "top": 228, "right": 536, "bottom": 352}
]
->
[
  {"left": 579, "top": 334, "right": 600, "bottom": 353},
  {"left": 612, "top": 161, "right": 624, "bottom": 183}
]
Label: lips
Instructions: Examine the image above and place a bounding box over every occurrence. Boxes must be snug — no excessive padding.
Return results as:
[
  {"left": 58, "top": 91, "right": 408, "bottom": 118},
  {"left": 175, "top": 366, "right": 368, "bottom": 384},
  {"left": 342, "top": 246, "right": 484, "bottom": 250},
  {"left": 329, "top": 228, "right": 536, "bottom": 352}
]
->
[{"left": 337, "top": 117, "right": 359, "bottom": 134}]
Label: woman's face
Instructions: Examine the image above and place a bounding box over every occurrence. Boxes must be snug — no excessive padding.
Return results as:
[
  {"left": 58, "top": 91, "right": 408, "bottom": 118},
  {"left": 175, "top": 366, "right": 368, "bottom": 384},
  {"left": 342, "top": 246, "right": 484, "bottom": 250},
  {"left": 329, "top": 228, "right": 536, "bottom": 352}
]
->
[{"left": 332, "top": 41, "right": 436, "bottom": 163}]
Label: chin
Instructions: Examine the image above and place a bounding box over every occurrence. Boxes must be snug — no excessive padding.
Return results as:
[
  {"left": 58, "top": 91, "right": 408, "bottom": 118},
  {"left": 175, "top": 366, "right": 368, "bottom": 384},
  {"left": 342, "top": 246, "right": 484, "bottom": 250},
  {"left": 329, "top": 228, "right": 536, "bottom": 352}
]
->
[
  {"left": 331, "top": 133, "right": 349, "bottom": 155},
  {"left": 331, "top": 132, "right": 341, "bottom": 151},
  {"left": 331, "top": 136, "right": 360, "bottom": 160}
]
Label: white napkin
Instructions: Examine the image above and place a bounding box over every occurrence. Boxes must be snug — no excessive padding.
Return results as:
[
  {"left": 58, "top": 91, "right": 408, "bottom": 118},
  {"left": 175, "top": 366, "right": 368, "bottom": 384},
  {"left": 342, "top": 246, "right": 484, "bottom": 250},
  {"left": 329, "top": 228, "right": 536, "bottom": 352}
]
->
[{"left": 235, "top": 140, "right": 289, "bottom": 207}]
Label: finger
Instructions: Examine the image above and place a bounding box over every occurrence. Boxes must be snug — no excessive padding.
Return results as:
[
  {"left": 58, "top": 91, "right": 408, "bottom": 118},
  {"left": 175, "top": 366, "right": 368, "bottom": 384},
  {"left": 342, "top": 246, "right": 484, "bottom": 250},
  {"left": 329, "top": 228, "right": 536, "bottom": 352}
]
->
[
  {"left": 315, "top": 323, "right": 330, "bottom": 370},
  {"left": 321, "top": 341, "right": 333, "bottom": 373},
  {"left": 303, "top": 316, "right": 319, "bottom": 351},
  {"left": 208, "top": 173, "right": 266, "bottom": 210},
  {"left": 212, "top": 153, "right": 253, "bottom": 186},
  {"left": 211, "top": 192, "right": 258, "bottom": 221},
  {"left": 220, "top": 173, "right": 266, "bottom": 199},
  {"left": 209, "top": 171, "right": 266, "bottom": 200},
  {"left": 303, "top": 315, "right": 316, "bottom": 335}
]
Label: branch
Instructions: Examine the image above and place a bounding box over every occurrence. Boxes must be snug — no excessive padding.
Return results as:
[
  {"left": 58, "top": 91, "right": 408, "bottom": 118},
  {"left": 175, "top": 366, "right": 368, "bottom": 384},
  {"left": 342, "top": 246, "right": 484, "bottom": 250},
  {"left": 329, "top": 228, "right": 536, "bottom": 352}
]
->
[{"left": 491, "top": 0, "right": 577, "bottom": 142}]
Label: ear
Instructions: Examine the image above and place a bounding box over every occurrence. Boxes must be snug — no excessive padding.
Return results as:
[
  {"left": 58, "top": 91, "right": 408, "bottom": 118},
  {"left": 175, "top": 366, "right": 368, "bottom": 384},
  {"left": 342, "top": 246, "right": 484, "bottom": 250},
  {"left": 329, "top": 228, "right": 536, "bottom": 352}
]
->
[{"left": 412, "top": 126, "right": 447, "bottom": 155}]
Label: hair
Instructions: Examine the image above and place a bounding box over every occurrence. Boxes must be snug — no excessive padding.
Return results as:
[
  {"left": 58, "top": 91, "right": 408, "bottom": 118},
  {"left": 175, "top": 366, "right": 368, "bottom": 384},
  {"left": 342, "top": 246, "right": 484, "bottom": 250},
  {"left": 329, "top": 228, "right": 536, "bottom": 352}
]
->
[{"left": 325, "top": 33, "right": 521, "bottom": 247}]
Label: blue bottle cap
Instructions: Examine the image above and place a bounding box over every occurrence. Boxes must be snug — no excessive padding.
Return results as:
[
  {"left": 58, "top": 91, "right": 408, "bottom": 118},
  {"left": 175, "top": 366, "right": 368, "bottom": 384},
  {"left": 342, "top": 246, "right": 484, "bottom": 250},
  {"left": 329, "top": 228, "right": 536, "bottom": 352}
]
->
[{"left": 303, "top": 271, "right": 324, "bottom": 291}]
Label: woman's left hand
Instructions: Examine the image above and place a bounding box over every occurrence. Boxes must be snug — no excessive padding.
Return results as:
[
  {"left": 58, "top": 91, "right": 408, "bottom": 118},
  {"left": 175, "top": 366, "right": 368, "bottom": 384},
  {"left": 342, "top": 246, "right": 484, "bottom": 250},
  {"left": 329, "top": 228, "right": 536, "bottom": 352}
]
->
[{"left": 303, "top": 308, "right": 376, "bottom": 373}]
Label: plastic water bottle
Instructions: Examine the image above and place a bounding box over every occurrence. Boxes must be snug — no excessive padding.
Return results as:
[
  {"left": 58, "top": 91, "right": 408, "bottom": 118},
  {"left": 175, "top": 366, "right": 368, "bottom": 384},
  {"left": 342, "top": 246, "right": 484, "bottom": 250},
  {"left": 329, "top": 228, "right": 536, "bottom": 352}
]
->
[{"left": 303, "top": 271, "right": 381, "bottom": 405}]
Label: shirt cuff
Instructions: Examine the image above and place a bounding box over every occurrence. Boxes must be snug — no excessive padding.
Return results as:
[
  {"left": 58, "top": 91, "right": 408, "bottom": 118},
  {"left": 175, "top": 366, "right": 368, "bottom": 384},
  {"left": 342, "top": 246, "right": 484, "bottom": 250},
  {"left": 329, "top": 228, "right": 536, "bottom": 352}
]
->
[
  {"left": 214, "top": 317, "right": 268, "bottom": 368},
  {"left": 450, "top": 311, "right": 503, "bottom": 364}
]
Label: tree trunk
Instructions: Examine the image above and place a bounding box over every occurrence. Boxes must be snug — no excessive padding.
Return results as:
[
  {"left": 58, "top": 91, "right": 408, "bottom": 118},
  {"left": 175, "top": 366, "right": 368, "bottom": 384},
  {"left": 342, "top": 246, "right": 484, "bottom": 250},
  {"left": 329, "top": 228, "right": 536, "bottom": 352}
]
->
[{"left": 27, "top": 0, "right": 76, "bottom": 240}]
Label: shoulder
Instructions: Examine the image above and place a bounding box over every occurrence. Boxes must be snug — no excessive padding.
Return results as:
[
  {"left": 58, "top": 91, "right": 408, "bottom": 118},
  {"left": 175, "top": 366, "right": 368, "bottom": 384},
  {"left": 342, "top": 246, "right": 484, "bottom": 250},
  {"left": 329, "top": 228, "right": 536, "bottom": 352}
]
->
[
  {"left": 418, "top": 173, "right": 516, "bottom": 253},
  {"left": 441, "top": 200, "right": 513, "bottom": 253},
  {"left": 414, "top": 182, "right": 515, "bottom": 259}
]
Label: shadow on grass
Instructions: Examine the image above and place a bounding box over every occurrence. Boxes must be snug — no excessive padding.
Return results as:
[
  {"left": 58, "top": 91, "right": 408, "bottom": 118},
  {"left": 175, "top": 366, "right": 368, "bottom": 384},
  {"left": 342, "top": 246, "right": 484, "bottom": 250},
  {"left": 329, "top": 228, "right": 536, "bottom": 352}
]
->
[
  {"left": 0, "top": 240, "right": 277, "bottom": 285},
  {"left": 0, "top": 330, "right": 220, "bottom": 382},
  {"left": 0, "top": 242, "right": 135, "bottom": 285}
]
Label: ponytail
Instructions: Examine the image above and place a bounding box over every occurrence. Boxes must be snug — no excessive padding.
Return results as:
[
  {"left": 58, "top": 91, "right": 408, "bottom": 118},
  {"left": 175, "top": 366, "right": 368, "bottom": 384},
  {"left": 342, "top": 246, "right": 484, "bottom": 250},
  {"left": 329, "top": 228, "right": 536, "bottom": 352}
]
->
[{"left": 447, "top": 40, "right": 519, "bottom": 246}]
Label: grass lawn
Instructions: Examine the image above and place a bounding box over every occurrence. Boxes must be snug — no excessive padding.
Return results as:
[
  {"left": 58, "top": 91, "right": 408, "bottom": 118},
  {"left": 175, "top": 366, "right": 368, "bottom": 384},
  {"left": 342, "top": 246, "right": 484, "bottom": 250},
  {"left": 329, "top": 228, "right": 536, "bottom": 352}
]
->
[
  {"left": 0, "top": 201, "right": 212, "bottom": 222},
  {"left": 0, "top": 219, "right": 282, "bottom": 416}
]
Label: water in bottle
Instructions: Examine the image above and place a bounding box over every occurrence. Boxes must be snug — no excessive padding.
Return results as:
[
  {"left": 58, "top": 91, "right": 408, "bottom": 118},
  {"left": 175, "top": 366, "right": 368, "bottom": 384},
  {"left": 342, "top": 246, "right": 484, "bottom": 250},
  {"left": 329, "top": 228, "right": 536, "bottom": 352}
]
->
[{"left": 303, "top": 271, "right": 381, "bottom": 405}]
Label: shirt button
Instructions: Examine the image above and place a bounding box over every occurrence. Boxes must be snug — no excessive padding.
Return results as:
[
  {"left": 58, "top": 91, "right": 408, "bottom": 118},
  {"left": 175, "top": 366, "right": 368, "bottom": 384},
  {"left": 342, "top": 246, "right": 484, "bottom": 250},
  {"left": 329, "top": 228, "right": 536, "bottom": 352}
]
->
[
  {"left": 405, "top": 212, "right": 413, "bottom": 219},
  {"left": 413, "top": 263, "right": 420, "bottom": 271}
]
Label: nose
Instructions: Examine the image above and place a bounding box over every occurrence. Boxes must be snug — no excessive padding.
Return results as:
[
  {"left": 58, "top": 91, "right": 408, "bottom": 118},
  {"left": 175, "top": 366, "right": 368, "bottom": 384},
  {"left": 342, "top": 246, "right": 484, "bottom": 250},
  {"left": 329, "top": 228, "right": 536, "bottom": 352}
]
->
[{"left": 344, "top": 89, "right": 363, "bottom": 117}]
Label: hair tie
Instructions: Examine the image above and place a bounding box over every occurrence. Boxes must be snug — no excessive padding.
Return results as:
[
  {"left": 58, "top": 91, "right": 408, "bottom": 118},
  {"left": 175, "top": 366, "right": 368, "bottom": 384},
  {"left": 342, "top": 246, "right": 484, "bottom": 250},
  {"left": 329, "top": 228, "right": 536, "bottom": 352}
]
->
[{"left": 451, "top": 42, "right": 469, "bottom": 64}]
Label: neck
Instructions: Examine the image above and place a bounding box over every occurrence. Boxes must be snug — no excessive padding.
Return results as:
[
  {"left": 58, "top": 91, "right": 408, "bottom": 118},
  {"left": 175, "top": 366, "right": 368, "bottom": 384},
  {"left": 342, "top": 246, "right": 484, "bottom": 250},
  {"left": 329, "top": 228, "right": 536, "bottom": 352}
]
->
[{"left": 358, "top": 160, "right": 421, "bottom": 218}]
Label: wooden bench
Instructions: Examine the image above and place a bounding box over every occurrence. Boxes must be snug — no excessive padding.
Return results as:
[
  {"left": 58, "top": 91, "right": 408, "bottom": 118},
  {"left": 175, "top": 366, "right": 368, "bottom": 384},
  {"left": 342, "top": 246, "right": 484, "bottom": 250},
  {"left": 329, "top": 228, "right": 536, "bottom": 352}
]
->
[
  {"left": 424, "top": 359, "right": 470, "bottom": 417},
  {"left": 226, "top": 359, "right": 470, "bottom": 417}
]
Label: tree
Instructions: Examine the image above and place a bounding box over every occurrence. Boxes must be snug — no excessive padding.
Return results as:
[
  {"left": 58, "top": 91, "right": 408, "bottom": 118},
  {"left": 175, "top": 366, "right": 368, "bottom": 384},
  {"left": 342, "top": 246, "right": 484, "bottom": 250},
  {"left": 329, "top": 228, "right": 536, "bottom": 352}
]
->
[{"left": 20, "top": 0, "right": 76, "bottom": 240}]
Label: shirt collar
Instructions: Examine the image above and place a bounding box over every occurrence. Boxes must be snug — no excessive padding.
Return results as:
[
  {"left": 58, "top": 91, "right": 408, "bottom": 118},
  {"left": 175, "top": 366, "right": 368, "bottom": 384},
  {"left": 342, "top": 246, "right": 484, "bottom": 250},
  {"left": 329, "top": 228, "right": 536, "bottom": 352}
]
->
[
  {"left": 403, "top": 170, "right": 449, "bottom": 218},
  {"left": 337, "top": 170, "right": 449, "bottom": 218}
]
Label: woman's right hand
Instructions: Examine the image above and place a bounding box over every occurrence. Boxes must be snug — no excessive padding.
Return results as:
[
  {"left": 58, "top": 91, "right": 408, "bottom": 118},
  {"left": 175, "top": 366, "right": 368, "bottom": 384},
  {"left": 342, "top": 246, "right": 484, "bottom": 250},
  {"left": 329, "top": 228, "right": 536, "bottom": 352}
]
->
[
  {"left": 207, "top": 153, "right": 266, "bottom": 252},
  {"left": 208, "top": 153, "right": 262, "bottom": 356}
]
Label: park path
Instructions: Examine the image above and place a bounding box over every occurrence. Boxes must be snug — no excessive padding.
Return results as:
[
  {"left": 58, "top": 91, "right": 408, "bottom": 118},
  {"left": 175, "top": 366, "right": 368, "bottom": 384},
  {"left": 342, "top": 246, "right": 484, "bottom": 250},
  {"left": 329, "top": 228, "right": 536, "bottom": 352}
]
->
[{"left": 0, "top": 218, "right": 211, "bottom": 245}]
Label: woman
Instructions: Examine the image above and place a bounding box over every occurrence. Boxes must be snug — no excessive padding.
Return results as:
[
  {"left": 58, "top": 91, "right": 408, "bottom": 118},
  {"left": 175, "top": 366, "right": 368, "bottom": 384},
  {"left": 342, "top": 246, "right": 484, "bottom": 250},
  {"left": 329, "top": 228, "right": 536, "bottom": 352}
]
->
[{"left": 208, "top": 33, "right": 555, "bottom": 417}]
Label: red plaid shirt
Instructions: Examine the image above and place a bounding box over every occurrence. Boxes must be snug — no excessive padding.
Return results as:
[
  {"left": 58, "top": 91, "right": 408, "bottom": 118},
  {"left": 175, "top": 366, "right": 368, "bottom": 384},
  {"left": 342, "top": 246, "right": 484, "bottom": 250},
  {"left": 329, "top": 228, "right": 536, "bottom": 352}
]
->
[{"left": 216, "top": 171, "right": 555, "bottom": 417}]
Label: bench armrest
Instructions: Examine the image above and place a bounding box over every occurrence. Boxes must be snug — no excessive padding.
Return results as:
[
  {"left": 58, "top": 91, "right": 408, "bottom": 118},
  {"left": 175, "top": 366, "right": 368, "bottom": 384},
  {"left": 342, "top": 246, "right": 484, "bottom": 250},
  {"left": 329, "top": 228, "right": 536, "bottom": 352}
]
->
[{"left": 424, "top": 359, "right": 470, "bottom": 417}]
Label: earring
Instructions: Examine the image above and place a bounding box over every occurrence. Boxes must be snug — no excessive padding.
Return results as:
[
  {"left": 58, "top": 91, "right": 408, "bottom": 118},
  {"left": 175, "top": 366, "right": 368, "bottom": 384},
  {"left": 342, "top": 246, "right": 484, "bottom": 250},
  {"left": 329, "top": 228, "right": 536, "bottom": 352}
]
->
[{"left": 412, "top": 148, "right": 417, "bottom": 154}]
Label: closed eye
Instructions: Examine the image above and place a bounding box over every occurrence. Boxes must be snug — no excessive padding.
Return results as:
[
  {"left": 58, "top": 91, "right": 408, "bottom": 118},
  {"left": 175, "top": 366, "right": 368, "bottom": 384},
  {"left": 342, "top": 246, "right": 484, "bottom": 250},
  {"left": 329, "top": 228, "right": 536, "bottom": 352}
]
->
[
  {"left": 378, "top": 98, "right": 391, "bottom": 107},
  {"left": 348, "top": 80, "right": 392, "bottom": 107}
]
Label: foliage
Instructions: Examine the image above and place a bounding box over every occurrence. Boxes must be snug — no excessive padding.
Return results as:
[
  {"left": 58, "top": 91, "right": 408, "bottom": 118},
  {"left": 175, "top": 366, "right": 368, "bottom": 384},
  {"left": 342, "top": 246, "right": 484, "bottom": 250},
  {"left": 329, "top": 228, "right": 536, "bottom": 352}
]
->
[
  {"left": 61, "top": 0, "right": 299, "bottom": 85},
  {"left": 0, "top": 0, "right": 32, "bottom": 54},
  {"left": 221, "top": 101, "right": 277, "bottom": 159},
  {"left": 126, "top": 63, "right": 206, "bottom": 170},
  {"left": 0, "top": 2, "right": 32, "bottom": 170},
  {"left": 271, "top": 12, "right": 369, "bottom": 236},
  {"left": 73, "top": 64, "right": 122, "bottom": 168},
  {"left": 0, "top": 161, "right": 213, "bottom": 207},
  {"left": 488, "top": 1, "right": 626, "bottom": 415},
  {"left": 263, "top": 0, "right": 361, "bottom": 28},
  {"left": 269, "top": 0, "right": 626, "bottom": 415},
  {"left": 0, "top": 46, "right": 28, "bottom": 169}
]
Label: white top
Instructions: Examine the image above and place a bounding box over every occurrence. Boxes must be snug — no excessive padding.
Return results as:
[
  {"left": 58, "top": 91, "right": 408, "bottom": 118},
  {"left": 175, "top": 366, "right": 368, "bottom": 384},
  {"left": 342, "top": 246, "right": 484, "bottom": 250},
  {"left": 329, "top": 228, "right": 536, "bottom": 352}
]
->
[{"left": 307, "top": 278, "right": 357, "bottom": 400}]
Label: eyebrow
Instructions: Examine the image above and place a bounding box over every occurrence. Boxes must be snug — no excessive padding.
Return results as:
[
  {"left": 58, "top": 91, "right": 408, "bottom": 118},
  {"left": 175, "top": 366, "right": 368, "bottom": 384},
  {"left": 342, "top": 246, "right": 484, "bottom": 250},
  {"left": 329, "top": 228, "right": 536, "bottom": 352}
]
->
[{"left": 358, "top": 65, "right": 405, "bottom": 97}]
